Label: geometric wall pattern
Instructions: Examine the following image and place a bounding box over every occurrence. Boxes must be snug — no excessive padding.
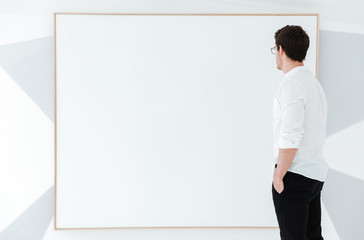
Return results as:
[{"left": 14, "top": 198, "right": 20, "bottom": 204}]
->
[{"left": 1, "top": 14, "right": 363, "bottom": 240}]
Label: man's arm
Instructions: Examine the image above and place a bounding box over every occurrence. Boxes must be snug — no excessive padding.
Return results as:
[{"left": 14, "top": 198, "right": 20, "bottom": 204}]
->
[
  {"left": 274, "top": 148, "right": 298, "bottom": 181},
  {"left": 273, "top": 148, "right": 298, "bottom": 194},
  {"left": 273, "top": 81, "right": 305, "bottom": 193}
]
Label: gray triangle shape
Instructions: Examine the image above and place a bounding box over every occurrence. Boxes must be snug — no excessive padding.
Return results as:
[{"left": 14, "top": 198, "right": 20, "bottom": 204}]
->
[
  {"left": 322, "top": 168, "right": 364, "bottom": 240},
  {"left": 0, "top": 185, "right": 54, "bottom": 240},
  {"left": 0, "top": 36, "right": 54, "bottom": 122}
]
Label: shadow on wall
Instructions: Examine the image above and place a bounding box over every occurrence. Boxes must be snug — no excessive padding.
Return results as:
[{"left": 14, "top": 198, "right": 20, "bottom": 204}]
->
[
  {"left": 322, "top": 168, "right": 364, "bottom": 240},
  {"left": 0, "top": 186, "right": 54, "bottom": 240},
  {"left": 0, "top": 30, "right": 363, "bottom": 238},
  {"left": 317, "top": 30, "right": 364, "bottom": 240},
  {"left": 0, "top": 36, "right": 54, "bottom": 122},
  {"left": 319, "top": 30, "right": 364, "bottom": 137}
]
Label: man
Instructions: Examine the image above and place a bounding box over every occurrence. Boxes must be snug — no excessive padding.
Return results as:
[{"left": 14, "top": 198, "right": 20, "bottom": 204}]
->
[{"left": 271, "top": 25, "right": 329, "bottom": 240}]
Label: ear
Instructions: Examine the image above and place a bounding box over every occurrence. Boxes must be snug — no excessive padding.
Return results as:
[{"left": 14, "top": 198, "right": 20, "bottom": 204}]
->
[{"left": 279, "top": 45, "right": 284, "bottom": 56}]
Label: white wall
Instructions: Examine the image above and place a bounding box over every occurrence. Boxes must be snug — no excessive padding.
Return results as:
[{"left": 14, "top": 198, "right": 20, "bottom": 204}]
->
[{"left": 1, "top": 0, "right": 364, "bottom": 239}]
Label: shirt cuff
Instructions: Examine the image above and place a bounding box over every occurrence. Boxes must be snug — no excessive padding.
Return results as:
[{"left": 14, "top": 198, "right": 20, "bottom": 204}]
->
[{"left": 278, "top": 135, "right": 301, "bottom": 149}]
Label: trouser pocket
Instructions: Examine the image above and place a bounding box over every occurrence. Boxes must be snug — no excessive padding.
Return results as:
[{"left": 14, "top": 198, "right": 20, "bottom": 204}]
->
[{"left": 272, "top": 171, "right": 299, "bottom": 196}]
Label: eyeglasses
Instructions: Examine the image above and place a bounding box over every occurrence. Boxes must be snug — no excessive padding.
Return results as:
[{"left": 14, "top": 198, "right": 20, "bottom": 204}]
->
[{"left": 271, "top": 46, "right": 277, "bottom": 55}]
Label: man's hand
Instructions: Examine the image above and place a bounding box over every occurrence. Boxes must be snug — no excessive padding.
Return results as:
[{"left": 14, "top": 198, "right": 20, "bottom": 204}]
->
[
  {"left": 273, "top": 148, "right": 298, "bottom": 194},
  {"left": 273, "top": 178, "right": 284, "bottom": 194}
]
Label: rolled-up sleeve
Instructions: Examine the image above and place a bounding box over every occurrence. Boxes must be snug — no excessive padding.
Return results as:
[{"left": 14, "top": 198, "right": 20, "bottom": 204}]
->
[{"left": 277, "top": 81, "right": 306, "bottom": 149}]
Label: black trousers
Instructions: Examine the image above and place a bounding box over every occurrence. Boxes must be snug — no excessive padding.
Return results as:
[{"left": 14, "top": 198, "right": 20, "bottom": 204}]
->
[{"left": 272, "top": 168, "right": 325, "bottom": 240}]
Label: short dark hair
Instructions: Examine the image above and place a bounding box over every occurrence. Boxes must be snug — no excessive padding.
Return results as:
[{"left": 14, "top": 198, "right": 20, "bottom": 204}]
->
[{"left": 274, "top": 25, "right": 310, "bottom": 62}]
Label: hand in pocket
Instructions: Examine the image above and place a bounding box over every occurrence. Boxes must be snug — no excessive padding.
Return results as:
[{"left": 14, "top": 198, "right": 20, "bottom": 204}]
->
[{"left": 273, "top": 179, "right": 284, "bottom": 194}]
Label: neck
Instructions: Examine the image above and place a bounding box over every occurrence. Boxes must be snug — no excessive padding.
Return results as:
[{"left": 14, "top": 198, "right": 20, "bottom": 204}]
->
[{"left": 282, "top": 61, "right": 304, "bottom": 74}]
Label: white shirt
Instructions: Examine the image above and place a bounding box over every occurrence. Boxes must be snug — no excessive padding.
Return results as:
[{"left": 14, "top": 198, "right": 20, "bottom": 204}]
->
[{"left": 272, "top": 66, "right": 329, "bottom": 182}]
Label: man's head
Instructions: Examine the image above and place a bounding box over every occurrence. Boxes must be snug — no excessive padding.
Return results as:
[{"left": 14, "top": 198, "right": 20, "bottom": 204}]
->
[{"left": 273, "top": 25, "right": 310, "bottom": 71}]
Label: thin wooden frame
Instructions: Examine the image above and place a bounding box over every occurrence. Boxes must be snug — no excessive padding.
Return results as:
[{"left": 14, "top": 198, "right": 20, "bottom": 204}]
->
[{"left": 54, "top": 13, "right": 320, "bottom": 230}]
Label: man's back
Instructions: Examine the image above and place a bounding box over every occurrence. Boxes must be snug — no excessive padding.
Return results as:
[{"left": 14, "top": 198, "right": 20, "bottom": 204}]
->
[{"left": 273, "top": 66, "right": 328, "bottom": 181}]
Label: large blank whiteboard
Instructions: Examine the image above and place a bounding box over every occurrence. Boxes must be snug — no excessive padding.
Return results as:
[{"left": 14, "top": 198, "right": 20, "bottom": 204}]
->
[{"left": 55, "top": 13, "right": 318, "bottom": 229}]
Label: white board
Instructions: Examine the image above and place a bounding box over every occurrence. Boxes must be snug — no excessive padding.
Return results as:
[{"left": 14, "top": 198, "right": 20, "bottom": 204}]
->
[{"left": 55, "top": 13, "right": 318, "bottom": 229}]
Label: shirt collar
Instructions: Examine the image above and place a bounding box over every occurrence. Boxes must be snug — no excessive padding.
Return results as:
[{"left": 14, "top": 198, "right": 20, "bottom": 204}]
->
[{"left": 284, "top": 65, "right": 306, "bottom": 79}]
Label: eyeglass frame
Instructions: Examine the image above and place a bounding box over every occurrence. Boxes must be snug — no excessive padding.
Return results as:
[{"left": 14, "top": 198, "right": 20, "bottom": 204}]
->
[
  {"left": 270, "top": 46, "right": 276, "bottom": 54},
  {"left": 271, "top": 45, "right": 282, "bottom": 55}
]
